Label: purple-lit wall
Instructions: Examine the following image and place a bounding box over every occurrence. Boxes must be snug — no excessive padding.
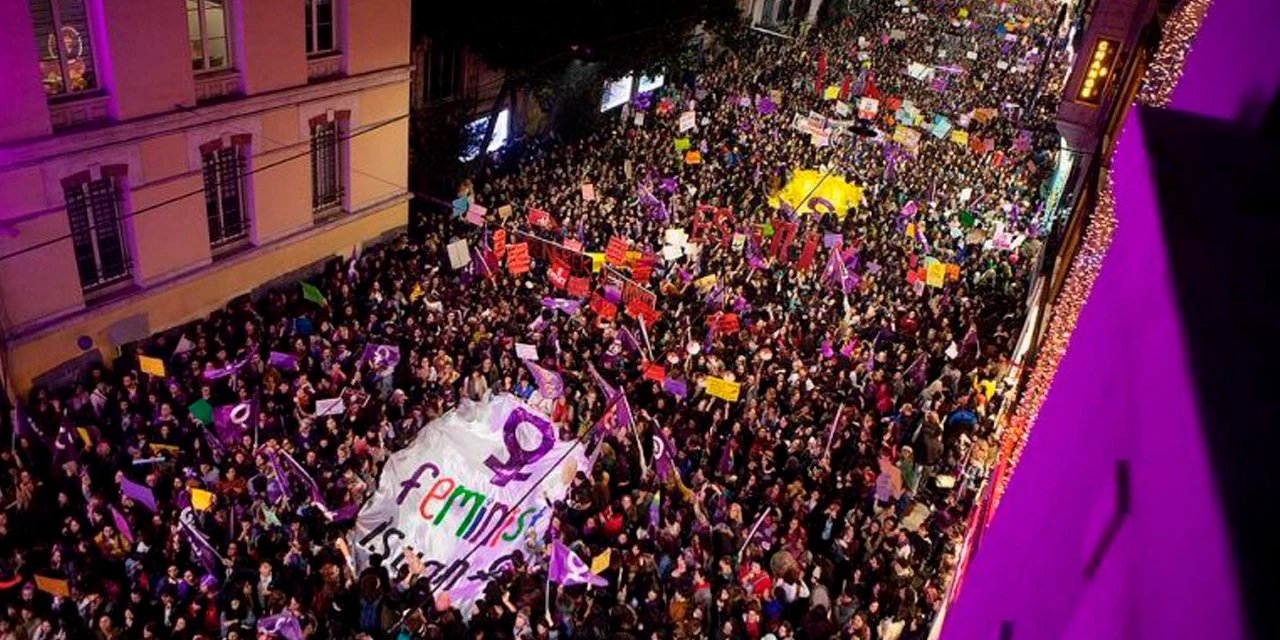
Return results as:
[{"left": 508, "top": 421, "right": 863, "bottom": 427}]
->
[{"left": 941, "top": 0, "right": 1277, "bottom": 638}]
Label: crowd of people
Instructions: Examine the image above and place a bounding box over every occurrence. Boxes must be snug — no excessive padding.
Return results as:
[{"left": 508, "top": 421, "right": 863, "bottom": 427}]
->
[{"left": 0, "top": 0, "right": 1071, "bottom": 638}]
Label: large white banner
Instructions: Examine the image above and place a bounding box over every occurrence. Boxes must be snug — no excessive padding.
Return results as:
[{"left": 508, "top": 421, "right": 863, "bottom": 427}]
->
[{"left": 350, "top": 395, "right": 591, "bottom": 607}]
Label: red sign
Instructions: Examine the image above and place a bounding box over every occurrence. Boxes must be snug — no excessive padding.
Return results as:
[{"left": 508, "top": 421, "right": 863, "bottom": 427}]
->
[
  {"left": 770, "top": 220, "right": 798, "bottom": 263},
  {"left": 493, "top": 229, "right": 507, "bottom": 257},
  {"left": 548, "top": 260, "right": 569, "bottom": 289},
  {"left": 626, "top": 299, "right": 660, "bottom": 327},
  {"left": 796, "top": 232, "right": 819, "bottom": 271},
  {"left": 590, "top": 294, "right": 617, "bottom": 320},
  {"left": 643, "top": 363, "right": 666, "bottom": 382},
  {"left": 564, "top": 238, "right": 583, "bottom": 252},
  {"left": 507, "top": 242, "right": 530, "bottom": 275},
  {"left": 568, "top": 276, "right": 590, "bottom": 298},
  {"left": 527, "top": 208, "right": 553, "bottom": 228},
  {"left": 631, "top": 258, "right": 653, "bottom": 282},
  {"left": 606, "top": 236, "right": 628, "bottom": 266}
]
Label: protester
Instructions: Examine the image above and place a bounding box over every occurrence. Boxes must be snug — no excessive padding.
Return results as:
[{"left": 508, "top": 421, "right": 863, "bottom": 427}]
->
[{"left": 1, "top": 0, "right": 1067, "bottom": 637}]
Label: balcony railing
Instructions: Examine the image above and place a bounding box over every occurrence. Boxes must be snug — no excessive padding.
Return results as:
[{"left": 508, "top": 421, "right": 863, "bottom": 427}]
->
[
  {"left": 307, "top": 53, "right": 344, "bottom": 82},
  {"left": 194, "top": 70, "right": 242, "bottom": 103},
  {"left": 49, "top": 93, "right": 110, "bottom": 130}
]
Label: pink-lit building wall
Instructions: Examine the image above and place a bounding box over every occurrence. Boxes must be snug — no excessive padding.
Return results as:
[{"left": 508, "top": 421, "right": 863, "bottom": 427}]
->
[{"left": 941, "top": 0, "right": 1279, "bottom": 638}]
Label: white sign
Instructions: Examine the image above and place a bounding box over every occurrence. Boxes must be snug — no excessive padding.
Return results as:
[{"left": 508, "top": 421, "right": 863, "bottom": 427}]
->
[
  {"left": 678, "top": 110, "right": 696, "bottom": 132},
  {"left": 515, "top": 343, "right": 539, "bottom": 360},
  {"left": 350, "top": 395, "right": 591, "bottom": 610},
  {"left": 447, "top": 239, "right": 471, "bottom": 270}
]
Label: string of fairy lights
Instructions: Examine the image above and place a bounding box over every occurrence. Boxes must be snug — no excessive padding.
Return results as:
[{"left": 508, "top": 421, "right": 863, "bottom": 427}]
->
[
  {"left": 995, "top": 171, "right": 1117, "bottom": 505},
  {"left": 991, "top": 0, "right": 1214, "bottom": 507},
  {"left": 1139, "top": 0, "right": 1215, "bottom": 107}
]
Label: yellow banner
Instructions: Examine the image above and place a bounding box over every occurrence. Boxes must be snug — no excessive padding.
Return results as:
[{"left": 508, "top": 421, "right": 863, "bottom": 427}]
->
[
  {"left": 139, "top": 355, "right": 166, "bottom": 377},
  {"left": 705, "top": 377, "right": 741, "bottom": 402},
  {"left": 191, "top": 488, "right": 214, "bottom": 511},
  {"left": 767, "top": 169, "right": 864, "bottom": 219},
  {"left": 591, "top": 549, "right": 612, "bottom": 575},
  {"left": 926, "top": 258, "right": 946, "bottom": 288}
]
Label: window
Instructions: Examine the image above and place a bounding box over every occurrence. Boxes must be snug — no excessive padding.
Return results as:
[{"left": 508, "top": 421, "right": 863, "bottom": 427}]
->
[
  {"left": 600, "top": 76, "right": 634, "bottom": 112},
  {"left": 187, "top": 0, "right": 231, "bottom": 72},
  {"left": 304, "top": 0, "right": 336, "bottom": 55},
  {"left": 64, "top": 172, "right": 131, "bottom": 291},
  {"left": 425, "top": 41, "right": 464, "bottom": 103},
  {"left": 310, "top": 119, "right": 343, "bottom": 214},
  {"left": 29, "top": 0, "right": 98, "bottom": 96},
  {"left": 459, "top": 109, "right": 509, "bottom": 161},
  {"left": 201, "top": 143, "right": 248, "bottom": 247}
]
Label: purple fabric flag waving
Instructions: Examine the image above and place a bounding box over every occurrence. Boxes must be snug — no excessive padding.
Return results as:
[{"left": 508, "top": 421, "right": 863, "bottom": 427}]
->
[
  {"left": 110, "top": 506, "right": 134, "bottom": 544},
  {"left": 653, "top": 428, "right": 677, "bottom": 479},
  {"left": 121, "top": 478, "right": 157, "bottom": 512},
  {"left": 268, "top": 351, "right": 298, "bottom": 371},
  {"left": 202, "top": 358, "right": 247, "bottom": 381},
  {"left": 662, "top": 377, "right": 688, "bottom": 399},
  {"left": 213, "top": 401, "right": 258, "bottom": 447},
  {"left": 360, "top": 343, "right": 401, "bottom": 372},
  {"left": 549, "top": 539, "right": 607, "bottom": 587},
  {"left": 258, "top": 612, "right": 304, "bottom": 640},
  {"left": 523, "top": 360, "right": 566, "bottom": 399},
  {"left": 541, "top": 297, "right": 583, "bottom": 315},
  {"left": 180, "top": 520, "right": 223, "bottom": 574},
  {"left": 280, "top": 451, "right": 325, "bottom": 506}
]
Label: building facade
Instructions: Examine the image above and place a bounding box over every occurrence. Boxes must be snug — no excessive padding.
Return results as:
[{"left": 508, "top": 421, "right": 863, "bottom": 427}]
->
[{"left": 0, "top": 0, "right": 411, "bottom": 397}]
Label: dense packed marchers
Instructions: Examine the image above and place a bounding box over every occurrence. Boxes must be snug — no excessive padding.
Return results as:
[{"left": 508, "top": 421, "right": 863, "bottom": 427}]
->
[{"left": 1, "top": 0, "right": 1071, "bottom": 638}]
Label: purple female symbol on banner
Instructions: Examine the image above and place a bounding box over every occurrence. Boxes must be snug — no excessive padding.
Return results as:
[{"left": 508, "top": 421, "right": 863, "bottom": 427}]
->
[{"left": 484, "top": 407, "right": 556, "bottom": 486}]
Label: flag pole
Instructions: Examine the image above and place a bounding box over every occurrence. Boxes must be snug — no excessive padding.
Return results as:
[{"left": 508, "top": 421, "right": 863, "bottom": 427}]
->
[
  {"left": 742, "top": 506, "right": 768, "bottom": 563},
  {"left": 544, "top": 572, "right": 553, "bottom": 627},
  {"left": 823, "top": 403, "right": 844, "bottom": 461}
]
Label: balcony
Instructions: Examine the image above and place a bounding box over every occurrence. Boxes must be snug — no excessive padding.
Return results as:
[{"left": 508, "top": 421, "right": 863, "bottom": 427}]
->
[
  {"left": 307, "top": 52, "right": 345, "bottom": 82},
  {"left": 48, "top": 93, "right": 110, "bottom": 130},
  {"left": 194, "top": 70, "right": 242, "bottom": 104}
]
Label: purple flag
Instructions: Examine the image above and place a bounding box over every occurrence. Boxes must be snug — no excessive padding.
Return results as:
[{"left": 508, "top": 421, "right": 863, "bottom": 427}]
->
[
  {"left": 662, "top": 377, "right": 688, "bottom": 399},
  {"left": 541, "top": 297, "right": 583, "bottom": 315},
  {"left": 523, "top": 360, "right": 565, "bottom": 399},
  {"left": 360, "top": 343, "right": 401, "bottom": 372},
  {"left": 549, "top": 539, "right": 607, "bottom": 587},
  {"left": 822, "top": 233, "right": 844, "bottom": 249},
  {"left": 653, "top": 429, "right": 677, "bottom": 478},
  {"left": 212, "top": 401, "right": 258, "bottom": 447},
  {"left": 110, "top": 505, "right": 133, "bottom": 544},
  {"left": 588, "top": 363, "right": 619, "bottom": 399},
  {"left": 617, "top": 327, "right": 640, "bottom": 354},
  {"left": 202, "top": 358, "right": 247, "bottom": 381},
  {"left": 905, "top": 352, "right": 929, "bottom": 387},
  {"left": 901, "top": 201, "right": 919, "bottom": 217},
  {"left": 268, "top": 351, "right": 298, "bottom": 371},
  {"left": 280, "top": 451, "right": 325, "bottom": 506},
  {"left": 121, "top": 478, "right": 157, "bottom": 512},
  {"left": 821, "top": 340, "right": 835, "bottom": 359},
  {"left": 257, "top": 612, "right": 304, "bottom": 640},
  {"left": 265, "top": 450, "right": 292, "bottom": 504},
  {"left": 603, "top": 284, "right": 623, "bottom": 305},
  {"left": 180, "top": 521, "right": 223, "bottom": 574},
  {"left": 757, "top": 95, "right": 777, "bottom": 115}
]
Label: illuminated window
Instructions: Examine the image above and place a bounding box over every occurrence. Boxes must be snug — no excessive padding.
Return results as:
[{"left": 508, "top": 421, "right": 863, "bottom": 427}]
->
[
  {"left": 29, "top": 0, "right": 98, "bottom": 96},
  {"left": 201, "top": 142, "right": 249, "bottom": 247},
  {"left": 460, "top": 109, "right": 510, "bottom": 161},
  {"left": 187, "top": 0, "right": 232, "bottom": 72},
  {"left": 64, "top": 171, "right": 131, "bottom": 292},
  {"left": 600, "top": 76, "right": 634, "bottom": 112},
  {"left": 304, "top": 0, "right": 336, "bottom": 55}
]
